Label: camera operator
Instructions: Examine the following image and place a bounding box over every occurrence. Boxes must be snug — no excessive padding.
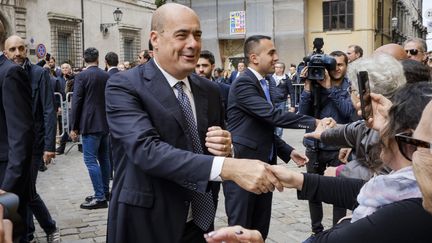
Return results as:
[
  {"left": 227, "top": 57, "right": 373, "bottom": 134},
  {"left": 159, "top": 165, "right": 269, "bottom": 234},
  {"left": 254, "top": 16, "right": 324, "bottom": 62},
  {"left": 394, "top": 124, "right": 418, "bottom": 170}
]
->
[{"left": 298, "top": 50, "right": 355, "bottom": 235}]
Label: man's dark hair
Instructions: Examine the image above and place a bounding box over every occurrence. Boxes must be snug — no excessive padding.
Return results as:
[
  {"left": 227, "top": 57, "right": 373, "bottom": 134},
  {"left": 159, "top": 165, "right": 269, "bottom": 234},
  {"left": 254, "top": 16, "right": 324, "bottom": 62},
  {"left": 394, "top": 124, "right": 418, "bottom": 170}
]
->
[
  {"left": 200, "top": 50, "right": 215, "bottom": 65},
  {"left": 244, "top": 35, "right": 271, "bottom": 64},
  {"left": 148, "top": 39, "right": 153, "bottom": 51},
  {"left": 348, "top": 44, "right": 364, "bottom": 58},
  {"left": 141, "top": 50, "right": 151, "bottom": 60},
  {"left": 290, "top": 64, "right": 296, "bottom": 68},
  {"left": 105, "top": 52, "right": 119, "bottom": 67},
  {"left": 214, "top": 67, "right": 223, "bottom": 73},
  {"left": 401, "top": 59, "right": 432, "bottom": 83},
  {"left": 84, "top": 47, "right": 99, "bottom": 63},
  {"left": 329, "top": 50, "right": 348, "bottom": 65}
]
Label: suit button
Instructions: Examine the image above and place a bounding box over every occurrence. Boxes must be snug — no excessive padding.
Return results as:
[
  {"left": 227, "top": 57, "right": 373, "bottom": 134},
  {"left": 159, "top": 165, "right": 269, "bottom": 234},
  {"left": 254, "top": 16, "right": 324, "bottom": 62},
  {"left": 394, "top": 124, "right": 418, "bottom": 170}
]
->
[
  {"left": 184, "top": 201, "right": 189, "bottom": 206},
  {"left": 192, "top": 186, "right": 197, "bottom": 190}
]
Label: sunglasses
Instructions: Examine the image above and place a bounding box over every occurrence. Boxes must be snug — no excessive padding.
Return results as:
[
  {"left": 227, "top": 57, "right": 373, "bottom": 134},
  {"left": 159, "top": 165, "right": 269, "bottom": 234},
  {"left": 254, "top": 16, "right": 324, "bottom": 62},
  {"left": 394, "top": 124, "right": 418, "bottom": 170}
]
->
[
  {"left": 395, "top": 132, "right": 432, "bottom": 161},
  {"left": 405, "top": 49, "right": 420, "bottom": 56}
]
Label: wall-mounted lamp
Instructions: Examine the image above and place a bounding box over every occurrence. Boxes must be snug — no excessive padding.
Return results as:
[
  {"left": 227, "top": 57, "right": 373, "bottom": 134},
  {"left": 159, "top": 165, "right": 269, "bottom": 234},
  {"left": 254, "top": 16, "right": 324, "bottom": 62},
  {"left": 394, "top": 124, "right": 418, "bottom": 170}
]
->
[
  {"left": 100, "top": 8, "right": 123, "bottom": 34},
  {"left": 391, "top": 17, "right": 398, "bottom": 29}
]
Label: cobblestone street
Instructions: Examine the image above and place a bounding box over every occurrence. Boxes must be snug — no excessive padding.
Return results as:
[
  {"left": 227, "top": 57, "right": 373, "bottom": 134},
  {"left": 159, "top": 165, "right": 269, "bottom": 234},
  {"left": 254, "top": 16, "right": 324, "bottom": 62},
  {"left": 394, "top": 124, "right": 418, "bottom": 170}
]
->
[{"left": 34, "top": 129, "right": 332, "bottom": 243}]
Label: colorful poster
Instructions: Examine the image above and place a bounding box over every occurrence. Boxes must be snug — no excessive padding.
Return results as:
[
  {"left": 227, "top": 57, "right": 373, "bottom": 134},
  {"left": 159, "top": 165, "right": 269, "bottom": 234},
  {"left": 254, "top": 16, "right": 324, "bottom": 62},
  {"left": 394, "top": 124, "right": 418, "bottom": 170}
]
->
[{"left": 230, "top": 11, "right": 246, "bottom": 35}]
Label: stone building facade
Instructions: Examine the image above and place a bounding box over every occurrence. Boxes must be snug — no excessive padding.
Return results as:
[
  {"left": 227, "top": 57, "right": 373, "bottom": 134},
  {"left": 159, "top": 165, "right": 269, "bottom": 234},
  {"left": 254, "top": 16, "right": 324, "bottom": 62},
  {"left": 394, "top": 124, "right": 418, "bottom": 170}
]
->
[{"left": 0, "top": 0, "right": 155, "bottom": 67}]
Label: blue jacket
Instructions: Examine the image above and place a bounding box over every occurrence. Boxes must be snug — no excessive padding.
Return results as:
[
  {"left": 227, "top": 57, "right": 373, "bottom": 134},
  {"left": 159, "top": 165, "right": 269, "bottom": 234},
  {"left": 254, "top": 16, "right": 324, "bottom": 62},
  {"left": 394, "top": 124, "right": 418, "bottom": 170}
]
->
[
  {"left": 299, "top": 77, "right": 354, "bottom": 150},
  {"left": 24, "top": 60, "right": 57, "bottom": 155}
]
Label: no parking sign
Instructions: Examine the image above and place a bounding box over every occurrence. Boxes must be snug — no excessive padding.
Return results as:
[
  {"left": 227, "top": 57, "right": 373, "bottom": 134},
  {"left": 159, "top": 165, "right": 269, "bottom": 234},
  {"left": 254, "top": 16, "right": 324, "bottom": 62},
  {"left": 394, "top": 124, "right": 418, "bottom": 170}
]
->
[{"left": 36, "top": 44, "right": 46, "bottom": 58}]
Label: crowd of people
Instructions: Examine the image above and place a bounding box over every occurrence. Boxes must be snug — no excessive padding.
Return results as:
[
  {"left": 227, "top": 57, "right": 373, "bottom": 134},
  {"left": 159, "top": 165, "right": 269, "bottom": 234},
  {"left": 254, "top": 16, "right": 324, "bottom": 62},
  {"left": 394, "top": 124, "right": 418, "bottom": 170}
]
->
[{"left": 1, "top": 2, "right": 432, "bottom": 243}]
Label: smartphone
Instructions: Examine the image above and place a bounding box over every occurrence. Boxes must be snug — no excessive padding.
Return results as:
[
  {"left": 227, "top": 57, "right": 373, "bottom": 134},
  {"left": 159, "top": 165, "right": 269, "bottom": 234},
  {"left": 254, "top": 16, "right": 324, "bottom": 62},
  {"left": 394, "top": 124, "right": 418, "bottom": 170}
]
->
[{"left": 357, "top": 71, "right": 373, "bottom": 120}]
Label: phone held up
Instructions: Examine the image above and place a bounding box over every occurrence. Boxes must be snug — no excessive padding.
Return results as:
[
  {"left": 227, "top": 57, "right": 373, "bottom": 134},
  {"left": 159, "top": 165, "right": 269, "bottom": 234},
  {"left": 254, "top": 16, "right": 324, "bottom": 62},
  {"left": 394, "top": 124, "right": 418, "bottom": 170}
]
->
[{"left": 357, "top": 71, "right": 373, "bottom": 120}]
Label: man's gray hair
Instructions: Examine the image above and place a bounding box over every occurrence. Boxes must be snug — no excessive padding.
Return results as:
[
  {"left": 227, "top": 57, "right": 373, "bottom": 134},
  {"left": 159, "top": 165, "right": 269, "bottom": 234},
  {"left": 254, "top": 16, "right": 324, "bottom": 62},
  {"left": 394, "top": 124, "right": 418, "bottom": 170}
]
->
[
  {"left": 348, "top": 53, "right": 406, "bottom": 99},
  {"left": 403, "top": 37, "right": 428, "bottom": 52}
]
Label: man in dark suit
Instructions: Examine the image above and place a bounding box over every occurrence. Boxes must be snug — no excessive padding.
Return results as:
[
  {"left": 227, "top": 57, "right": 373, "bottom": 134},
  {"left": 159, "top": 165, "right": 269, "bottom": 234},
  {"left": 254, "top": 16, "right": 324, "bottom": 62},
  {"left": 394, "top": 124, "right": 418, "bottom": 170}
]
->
[
  {"left": 195, "top": 50, "right": 230, "bottom": 115},
  {"left": 70, "top": 47, "right": 111, "bottom": 210},
  {"left": 4, "top": 35, "right": 60, "bottom": 242},
  {"left": 105, "top": 4, "right": 283, "bottom": 243},
  {"left": 105, "top": 52, "right": 119, "bottom": 76},
  {"left": 224, "top": 35, "right": 329, "bottom": 239},
  {"left": 0, "top": 51, "right": 33, "bottom": 240},
  {"left": 228, "top": 61, "right": 246, "bottom": 84}
]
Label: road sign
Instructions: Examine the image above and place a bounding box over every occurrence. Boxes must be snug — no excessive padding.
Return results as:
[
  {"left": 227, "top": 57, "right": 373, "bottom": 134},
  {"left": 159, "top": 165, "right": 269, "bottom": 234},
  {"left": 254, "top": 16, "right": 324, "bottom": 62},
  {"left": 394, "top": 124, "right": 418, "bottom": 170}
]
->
[{"left": 36, "top": 43, "right": 46, "bottom": 58}]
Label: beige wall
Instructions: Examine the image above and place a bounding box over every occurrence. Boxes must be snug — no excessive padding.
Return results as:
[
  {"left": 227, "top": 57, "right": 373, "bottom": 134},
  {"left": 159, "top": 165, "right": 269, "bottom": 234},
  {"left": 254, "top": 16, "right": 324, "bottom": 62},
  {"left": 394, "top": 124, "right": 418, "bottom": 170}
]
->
[
  {"left": 306, "top": 0, "right": 391, "bottom": 57},
  {"left": 24, "top": 0, "right": 154, "bottom": 66}
]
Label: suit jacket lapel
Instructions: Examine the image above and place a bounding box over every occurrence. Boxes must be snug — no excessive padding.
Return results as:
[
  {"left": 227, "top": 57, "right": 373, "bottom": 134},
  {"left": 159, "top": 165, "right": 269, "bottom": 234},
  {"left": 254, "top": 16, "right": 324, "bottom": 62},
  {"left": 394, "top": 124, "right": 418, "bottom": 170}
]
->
[
  {"left": 141, "top": 60, "right": 188, "bottom": 134},
  {"left": 245, "top": 68, "right": 267, "bottom": 99}
]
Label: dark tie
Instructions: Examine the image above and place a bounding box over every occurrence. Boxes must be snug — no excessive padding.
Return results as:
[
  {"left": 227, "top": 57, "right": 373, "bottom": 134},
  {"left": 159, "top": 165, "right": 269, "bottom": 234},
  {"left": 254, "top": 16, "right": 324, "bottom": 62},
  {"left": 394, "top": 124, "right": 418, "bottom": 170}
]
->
[
  {"left": 174, "top": 81, "right": 215, "bottom": 231},
  {"left": 260, "top": 79, "right": 272, "bottom": 104}
]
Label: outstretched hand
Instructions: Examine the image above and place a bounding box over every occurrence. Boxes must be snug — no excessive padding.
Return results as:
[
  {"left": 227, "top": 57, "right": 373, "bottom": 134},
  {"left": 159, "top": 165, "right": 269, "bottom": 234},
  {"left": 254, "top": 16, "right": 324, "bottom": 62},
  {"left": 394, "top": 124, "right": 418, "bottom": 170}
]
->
[
  {"left": 204, "top": 225, "right": 264, "bottom": 243},
  {"left": 221, "top": 158, "right": 284, "bottom": 194}
]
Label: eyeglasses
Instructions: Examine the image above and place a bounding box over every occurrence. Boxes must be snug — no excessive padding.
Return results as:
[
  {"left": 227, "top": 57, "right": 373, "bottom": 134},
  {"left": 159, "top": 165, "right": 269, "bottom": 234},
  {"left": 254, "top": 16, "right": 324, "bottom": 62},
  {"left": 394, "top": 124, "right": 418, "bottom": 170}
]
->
[
  {"left": 395, "top": 132, "right": 432, "bottom": 161},
  {"left": 405, "top": 49, "right": 421, "bottom": 56}
]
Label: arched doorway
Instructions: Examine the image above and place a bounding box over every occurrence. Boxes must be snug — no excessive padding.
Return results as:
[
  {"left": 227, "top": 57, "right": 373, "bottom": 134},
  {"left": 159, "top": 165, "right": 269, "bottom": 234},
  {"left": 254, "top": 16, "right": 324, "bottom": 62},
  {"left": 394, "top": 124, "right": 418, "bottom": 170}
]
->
[{"left": 0, "top": 20, "right": 6, "bottom": 50}]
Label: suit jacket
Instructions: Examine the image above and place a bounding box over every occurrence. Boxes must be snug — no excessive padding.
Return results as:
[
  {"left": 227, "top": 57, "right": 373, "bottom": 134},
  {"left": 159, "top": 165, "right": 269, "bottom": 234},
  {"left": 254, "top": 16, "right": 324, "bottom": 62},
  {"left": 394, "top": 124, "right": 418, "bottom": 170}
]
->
[
  {"left": 107, "top": 67, "right": 119, "bottom": 76},
  {"left": 228, "top": 70, "right": 239, "bottom": 84},
  {"left": 0, "top": 54, "right": 33, "bottom": 201},
  {"left": 227, "top": 68, "right": 316, "bottom": 164},
  {"left": 106, "top": 59, "right": 224, "bottom": 242},
  {"left": 24, "top": 61, "right": 56, "bottom": 155},
  {"left": 71, "top": 66, "right": 109, "bottom": 135}
]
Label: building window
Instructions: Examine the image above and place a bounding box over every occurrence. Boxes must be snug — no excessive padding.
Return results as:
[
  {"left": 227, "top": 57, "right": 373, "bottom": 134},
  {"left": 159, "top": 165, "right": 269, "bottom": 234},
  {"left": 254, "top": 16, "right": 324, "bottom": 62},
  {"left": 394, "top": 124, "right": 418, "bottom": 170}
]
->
[
  {"left": 119, "top": 27, "right": 141, "bottom": 63},
  {"left": 48, "top": 13, "right": 82, "bottom": 67},
  {"left": 323, "top": 0, "right": 353, "bottom": 31},
  {"left": 57, "top": 32, "right": 72, "bottom": 64},
  {"left": 123, "top": 38, "right": 134, "bottom": 62}
]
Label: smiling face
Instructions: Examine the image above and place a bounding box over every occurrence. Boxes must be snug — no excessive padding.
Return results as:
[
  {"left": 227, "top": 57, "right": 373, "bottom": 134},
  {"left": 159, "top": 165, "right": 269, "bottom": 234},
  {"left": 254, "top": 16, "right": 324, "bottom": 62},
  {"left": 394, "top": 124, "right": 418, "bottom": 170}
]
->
[
  {"left": 412, "top": 101, "right": 432, "bottom": 213},
  {"left": 151, "top": 5, "right": 202, "bottom": 80},
  {"left": 249, "top": 38, "right": 278, "bottom": 76}
]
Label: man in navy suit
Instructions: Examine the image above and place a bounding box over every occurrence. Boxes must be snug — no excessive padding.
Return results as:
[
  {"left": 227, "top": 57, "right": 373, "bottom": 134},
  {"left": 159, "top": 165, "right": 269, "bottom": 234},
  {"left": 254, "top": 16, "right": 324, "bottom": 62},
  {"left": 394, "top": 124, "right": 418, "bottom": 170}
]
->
[
  {"left": 105, "top": 4, "right": 283, "bottom": 243},
  {"left": 70, "top": 47, "right": 111, "bottom": 210},
  {"left": 223, "top": 35, "right": 331, "bottom": 239},
  {"left": 0, "top": 51, "right": 33, "bottom": 240},
  {"left": 228, "top": 61, "right": 246, "bottom": 84},
  {"left": 4, "top": 35, "right": 60, "bottom": 242},
  {"left": 105, "top": 52, "right": 119, "bottom": 76},
  {"left": 195, "top": 50, "right": 230, "bottom": 115}
]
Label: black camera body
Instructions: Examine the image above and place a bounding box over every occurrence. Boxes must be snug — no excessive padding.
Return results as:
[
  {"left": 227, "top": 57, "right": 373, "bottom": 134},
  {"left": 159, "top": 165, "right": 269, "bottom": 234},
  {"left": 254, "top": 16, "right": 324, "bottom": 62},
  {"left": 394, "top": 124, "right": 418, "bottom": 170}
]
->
[{"left": 306, "top": 54, "right": 336, "bottom": 81}]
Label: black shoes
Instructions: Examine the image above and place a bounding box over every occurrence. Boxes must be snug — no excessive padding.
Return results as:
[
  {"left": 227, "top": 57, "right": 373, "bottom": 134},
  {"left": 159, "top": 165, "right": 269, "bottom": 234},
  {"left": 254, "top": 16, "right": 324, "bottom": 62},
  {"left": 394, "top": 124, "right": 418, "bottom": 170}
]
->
[
  {"left": 55, "top": 144, "right": 65, "bottom": 155},
  {"left": 80, "top": 198, "right": 108, "bottom": 210},
  {"left": 39, "top": 164, "right": 48, "bottom": 172},
  {"left": 78, "top": 144, "right": 83, "bottom": 153},
  {"left": 85, "top": 192, "right": 111, "bottom": 202}
]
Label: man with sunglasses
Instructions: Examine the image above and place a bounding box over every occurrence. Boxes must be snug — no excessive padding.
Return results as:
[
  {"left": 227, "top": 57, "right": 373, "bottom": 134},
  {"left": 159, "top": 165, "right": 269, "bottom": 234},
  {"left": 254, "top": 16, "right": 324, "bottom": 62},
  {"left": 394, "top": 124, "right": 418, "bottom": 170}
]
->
[{"left": 403, "top": 37, "right": 428, "bottom": 64}]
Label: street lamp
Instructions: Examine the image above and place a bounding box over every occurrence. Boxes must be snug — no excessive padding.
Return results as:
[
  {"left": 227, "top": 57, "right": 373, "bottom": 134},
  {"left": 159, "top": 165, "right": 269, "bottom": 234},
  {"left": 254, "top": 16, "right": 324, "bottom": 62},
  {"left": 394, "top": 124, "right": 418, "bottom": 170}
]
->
[{"left": 100, "top": 8, "right": 123, "bottom": 34}]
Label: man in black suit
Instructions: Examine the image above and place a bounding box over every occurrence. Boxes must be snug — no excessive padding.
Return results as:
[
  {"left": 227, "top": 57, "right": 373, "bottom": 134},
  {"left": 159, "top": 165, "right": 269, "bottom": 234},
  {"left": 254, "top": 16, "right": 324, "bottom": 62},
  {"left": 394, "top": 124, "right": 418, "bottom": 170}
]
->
[
  {"left": 0, "top": 50, "right": 33, "bottom": 240},
  {"left": 105, "top": 4, "right": 283, "bottom": 243},
  {"left": 70, "top": 47, "right": 111, "bottom": 210},
  {"left": 105, "top": 52, "right": 119, "bottom": 76},
  {"left": 195, "top": 50, "right": 230, "bottom": 114},
  {"left": 4, "top": 35, "right": 60, "bottom": 242},
  {"left": 228, "top": 61, "right": 246, "bottom": 84},
  {"left": 223, "top": 35, "right": 328, "bottom": 239}
]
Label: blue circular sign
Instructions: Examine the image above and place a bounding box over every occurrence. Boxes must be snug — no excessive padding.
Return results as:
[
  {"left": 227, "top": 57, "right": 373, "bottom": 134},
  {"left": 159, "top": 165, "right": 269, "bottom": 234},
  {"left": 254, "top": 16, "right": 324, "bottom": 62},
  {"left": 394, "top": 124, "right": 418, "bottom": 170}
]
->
[{"left": 36, "top": 44, "right": 46, "bottom": 58}]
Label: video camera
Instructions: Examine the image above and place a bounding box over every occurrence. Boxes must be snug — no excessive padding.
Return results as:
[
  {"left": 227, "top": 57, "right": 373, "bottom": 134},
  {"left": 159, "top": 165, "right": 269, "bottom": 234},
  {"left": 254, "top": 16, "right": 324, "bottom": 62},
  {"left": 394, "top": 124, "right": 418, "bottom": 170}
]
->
[{"left": 303, "top": 38, "right": 336, "bottom": 81}]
